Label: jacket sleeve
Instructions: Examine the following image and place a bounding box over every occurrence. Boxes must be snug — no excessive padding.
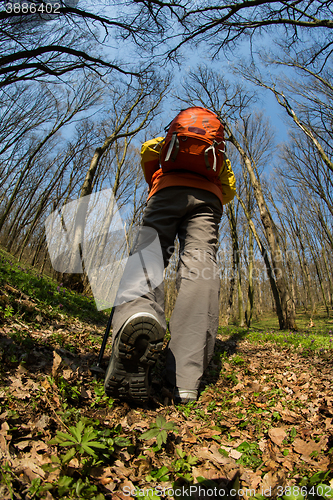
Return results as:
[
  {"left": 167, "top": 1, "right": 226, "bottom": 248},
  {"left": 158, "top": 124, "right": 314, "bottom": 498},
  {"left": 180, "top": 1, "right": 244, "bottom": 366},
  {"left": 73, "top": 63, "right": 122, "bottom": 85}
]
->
[
  {"left": 218, "top": 157, "right": 236, "bottom": 205},
  {"left": 141, "top": 137, "right": 165, "bottom": 188}
]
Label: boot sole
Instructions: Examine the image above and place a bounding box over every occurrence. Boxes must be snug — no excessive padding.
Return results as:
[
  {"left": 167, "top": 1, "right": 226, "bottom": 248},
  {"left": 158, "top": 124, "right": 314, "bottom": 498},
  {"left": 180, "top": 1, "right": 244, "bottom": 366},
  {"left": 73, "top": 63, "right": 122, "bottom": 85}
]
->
[{"left": 104, "top": 313, "right": 164, "bottom": 402}]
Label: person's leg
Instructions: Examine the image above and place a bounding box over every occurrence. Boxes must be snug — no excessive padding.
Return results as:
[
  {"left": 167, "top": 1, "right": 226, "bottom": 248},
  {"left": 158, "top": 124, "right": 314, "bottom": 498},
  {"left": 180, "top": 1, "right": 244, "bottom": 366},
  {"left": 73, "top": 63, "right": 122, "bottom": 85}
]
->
[
  {"left": 166, "top": 189, "right": 222, "bottom": 396},
  {"left": 110, "top": 188, "right": 188, "bottom": 336},
  {"left": 104, "top": 187, "right": 191, "bottom": 401}
]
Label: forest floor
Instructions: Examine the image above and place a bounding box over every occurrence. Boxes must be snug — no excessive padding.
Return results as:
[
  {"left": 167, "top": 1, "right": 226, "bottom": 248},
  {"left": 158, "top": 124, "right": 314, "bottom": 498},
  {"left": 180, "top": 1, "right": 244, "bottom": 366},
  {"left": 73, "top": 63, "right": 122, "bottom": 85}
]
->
[{"left": 0, "top": 248, "right": 333, "bottom": 500}]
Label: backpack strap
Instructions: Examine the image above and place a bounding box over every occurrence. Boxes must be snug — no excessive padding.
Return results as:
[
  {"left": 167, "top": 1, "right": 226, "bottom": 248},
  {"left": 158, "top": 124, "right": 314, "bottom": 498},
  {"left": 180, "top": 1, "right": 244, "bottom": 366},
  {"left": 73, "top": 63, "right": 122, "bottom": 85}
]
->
[
  {"left": 204, "top": 141, "right": 219, "bottom": 171},
  {"left": 164, "top": 132, "right": 179, "bottom": 162},
  {"left": 204, "top": 140, "right": 226, "bottom": 171}
]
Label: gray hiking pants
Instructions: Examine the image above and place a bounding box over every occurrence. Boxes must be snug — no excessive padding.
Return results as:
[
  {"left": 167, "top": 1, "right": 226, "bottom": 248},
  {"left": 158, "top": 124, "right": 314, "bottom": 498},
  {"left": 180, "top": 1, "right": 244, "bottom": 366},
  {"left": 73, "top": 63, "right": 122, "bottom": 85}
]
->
[{"left": 112, "top": 186, "right": 222, "bottom": 390}]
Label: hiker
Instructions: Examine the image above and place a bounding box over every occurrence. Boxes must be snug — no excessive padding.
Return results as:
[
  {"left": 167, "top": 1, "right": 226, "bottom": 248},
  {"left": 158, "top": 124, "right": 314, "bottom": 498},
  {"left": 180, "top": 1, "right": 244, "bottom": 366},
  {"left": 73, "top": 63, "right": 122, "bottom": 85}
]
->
[{"left": 104, "top": 107, "right": 236, "bottom": 404}]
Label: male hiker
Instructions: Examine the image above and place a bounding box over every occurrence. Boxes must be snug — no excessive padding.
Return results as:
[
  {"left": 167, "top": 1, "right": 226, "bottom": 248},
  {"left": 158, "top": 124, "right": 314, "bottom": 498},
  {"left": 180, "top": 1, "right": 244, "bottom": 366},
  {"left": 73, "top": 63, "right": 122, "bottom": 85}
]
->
[{"left": 104, "top": 107, "right": 236, "bottom": 404}]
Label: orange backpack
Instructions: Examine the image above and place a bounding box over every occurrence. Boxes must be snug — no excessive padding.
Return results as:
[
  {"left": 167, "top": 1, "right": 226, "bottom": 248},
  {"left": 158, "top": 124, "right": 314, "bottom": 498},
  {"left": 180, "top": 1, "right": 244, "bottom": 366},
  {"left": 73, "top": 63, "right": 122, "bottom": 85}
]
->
[{"left": 160, "top": 107, "right": 225, "bottom": 181}]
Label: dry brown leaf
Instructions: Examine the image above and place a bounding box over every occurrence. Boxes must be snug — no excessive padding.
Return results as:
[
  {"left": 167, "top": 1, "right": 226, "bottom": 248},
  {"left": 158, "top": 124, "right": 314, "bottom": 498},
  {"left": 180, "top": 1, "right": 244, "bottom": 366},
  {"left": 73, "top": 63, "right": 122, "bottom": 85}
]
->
[
  {"left": 52, "top": 351, "right": 62, "bottom": 376},
  {"left": 0, "top": 422, "right": 11, "bottom": 455},
  {"left": 11, "top": 457, "right": 45, "bottom": 479},
  {"left": 229, "top": 449, "right": 242, "bottom": 460},
  {"left": 15, "top": 440, "right": 31, "bottom": 450},
  {"left": 268, "top": 427, "right": 287, "bottom": 446},
  {"left": 41, "top": 378, "right": 51, "bottom": 391},
  {"left": 129, "top": 420, "right": 150, "bottom": 431},
  {"left": 34, "top": 414, "right": 50, "bottom": 430},
  {"left": 260, "top": 470, "right": 286, "bottom": 496},
  {"left": 196, "top": 445, "right": 236, "bottom": 467},
  {"left": 293, "top": 437, "right": 328, "bottom": 457},
  {"left": 0, "top": 434, "right": 8, "bottom": 453},
  {"left": 122, "top": 479, "right": 136, "bottom": 494},
  {"left": 195, "top": 427, "right": 221, "bottom": 439},
  {"left": 281, "top": 459, "right": 294, "bottom": 471},
  {"left": 62, "top": 369, "right": 73, "bottom": 380},
  {"left": 247, "top": 470, "right": 263, "bottom": 490},
  {"left": 258, "top": 438, "right": 267, "bottom": 452},
  {"left": 182, "top": 426, "right": 197, "bottom": 443},
  {"left": 280, "top": 409, "right": 299, "bottom": 423},
  {"left": 325, "top": 418, "right": 333, "bottom": 430},
  {"left": 234, "top": 383, "right": 244, "bottom": 390},
  {"left": 192, "top": 465, "right": 221, "bottom": 481},
  {"left": 249, "top": 381, "right": 261, "bottom": 392}
]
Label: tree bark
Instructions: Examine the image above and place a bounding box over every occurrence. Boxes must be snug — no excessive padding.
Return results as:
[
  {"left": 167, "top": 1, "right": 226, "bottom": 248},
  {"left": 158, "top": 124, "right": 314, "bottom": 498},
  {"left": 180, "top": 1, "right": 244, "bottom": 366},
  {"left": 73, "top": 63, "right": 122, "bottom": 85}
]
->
[{"left": 229, "top": 128, "right": 296, "bottom": 329}]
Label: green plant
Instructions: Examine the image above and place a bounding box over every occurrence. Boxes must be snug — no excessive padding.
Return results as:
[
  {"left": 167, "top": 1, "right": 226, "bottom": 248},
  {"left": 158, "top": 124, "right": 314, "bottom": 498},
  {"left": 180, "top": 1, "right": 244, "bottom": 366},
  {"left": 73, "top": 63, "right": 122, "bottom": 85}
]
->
[
  {"left": 56, "top": 376, "right": 81, "bottom": 406},
  {"left": 0, "top": 462, "right": 15, "bottom": 498},
  {"left": 178, "top": 400, "right": 197, "bottom": 417},
  {"left": 141, "top": 415, "right": 177, "bottom": 450},
  {"left": 44, "top": 420, "right": 132, "bottom": 499},
  {"left": 54, "top": 476, "right": 105, "bottom": 499},
  {"left": 207, "top": 401, "right": 217, "bottom": 412},
  {"left": 1, "top": 305, "right": 14, "bottom": 318},
  {"left": 231, "top": 354, "right": 245, "bottom": 365},
  {"left": 135, "top": 488, "right": 162, "bottom": 500},
  {"left": 233, "top": 441, "right": 263, "bottom": 469},
  {"left": 172, "top": 448, "right": 198, "bottom": 482},
  {"left": 49, "top": 420, "right": 108, "bottom": 464},
  {"left": 90, "top": 380, "right": 114, "bottom": 409},
  {"left": 226, "top": 371, "right": 239, "bottom": 385},
  {"left": 297, "top": 471, "right": 333, "bottom": 499},
  {"left": 146, "top": 465, "right": 170, "bottom": 482},
  {"left": 24, "top": 477, "right": 53, "bottom": 498},
  {"left": 283, "top": 426, "right": 297, "bottom": 445}
]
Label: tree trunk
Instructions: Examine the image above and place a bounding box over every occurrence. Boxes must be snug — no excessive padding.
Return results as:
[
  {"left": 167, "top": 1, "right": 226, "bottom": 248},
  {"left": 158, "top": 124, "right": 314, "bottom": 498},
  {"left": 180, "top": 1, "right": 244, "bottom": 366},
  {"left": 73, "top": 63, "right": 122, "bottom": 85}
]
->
[
  {"left": 236, "top": 194, "right": 285, "bottom": 328},
  {"left": 226, "top": 202, "right": 244, "bottom": 326},
  {"left": 322, "top": 249, "right": 333, "bottom": 309},
  {"left": 228, "top": 126, "right": 296, "bottom": 329},
  {"left": 245, "top": 227, "right": 254, "bottom": 327}
]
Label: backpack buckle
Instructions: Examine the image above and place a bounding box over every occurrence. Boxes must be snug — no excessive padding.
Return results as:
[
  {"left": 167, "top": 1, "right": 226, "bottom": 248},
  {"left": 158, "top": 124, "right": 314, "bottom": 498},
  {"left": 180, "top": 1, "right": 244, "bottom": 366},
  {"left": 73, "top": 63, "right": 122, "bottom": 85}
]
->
[
  {"left": 164, "top": 132, "right": 179, "bottom": 162},
  {"left": 204, "top": 142, "right": 218, "bottom": 171}
]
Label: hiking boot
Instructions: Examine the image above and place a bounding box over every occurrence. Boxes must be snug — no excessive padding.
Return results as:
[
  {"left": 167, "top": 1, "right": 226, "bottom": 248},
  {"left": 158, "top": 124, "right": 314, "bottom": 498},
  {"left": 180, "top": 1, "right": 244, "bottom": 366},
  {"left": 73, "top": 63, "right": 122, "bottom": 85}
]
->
[
  {"left": 104, "top": 312, "right": 165, "bottom": 402},
  {"left": 174, "top": 388, "right": 198, "bottom": 404}
]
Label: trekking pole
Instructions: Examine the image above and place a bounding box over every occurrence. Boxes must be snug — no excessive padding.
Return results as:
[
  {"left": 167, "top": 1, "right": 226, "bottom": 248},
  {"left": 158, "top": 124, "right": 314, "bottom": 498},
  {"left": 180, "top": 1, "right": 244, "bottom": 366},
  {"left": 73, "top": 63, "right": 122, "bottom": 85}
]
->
[{"left": 90, "top": 307, "right": 115, "bottom": 375}]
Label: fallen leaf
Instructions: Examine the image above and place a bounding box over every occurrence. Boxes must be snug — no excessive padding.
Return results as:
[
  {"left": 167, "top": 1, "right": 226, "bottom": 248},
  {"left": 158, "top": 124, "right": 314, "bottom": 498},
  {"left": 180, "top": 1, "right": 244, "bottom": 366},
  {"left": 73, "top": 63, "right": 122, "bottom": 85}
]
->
[
  {"left": 192, "top": 465, "right": 221, "bottom": 481},
  {"left": 268, "top": 427, "right": 287, "bottom": 446},
  {"left": 11, "top": 457, "right": 45, "bottom": 479},
  {"left": 293, "top": 437, "right": 328, "bottom": 457},
  {"left": 260, "top": 470, "right": 286, "bottom": 496},
  {"left": 195, "top": 445, "right": 236, "bottom": 467},
  {"left": 15, "top": 440, "right": 31, "bottom": 450},
  {"left": 34, "top": 415, "right": 50, "bottom": 430},
  {"left": 52, "top": 351, "right": 62, "bottom": 376},
  {"left": 62, "top": 369, "right": 73, "bottom": 380},
  {"left": 229, "top": 449, "right": 242, "bottom": 460}
]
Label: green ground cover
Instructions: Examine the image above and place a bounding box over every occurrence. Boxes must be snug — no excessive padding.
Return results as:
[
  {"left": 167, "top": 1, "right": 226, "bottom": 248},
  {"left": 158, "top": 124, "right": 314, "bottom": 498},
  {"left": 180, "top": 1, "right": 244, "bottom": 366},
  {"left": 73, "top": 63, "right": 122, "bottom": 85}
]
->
[{"left": 0, "top": 248, "right": 332, "bottom": 499}]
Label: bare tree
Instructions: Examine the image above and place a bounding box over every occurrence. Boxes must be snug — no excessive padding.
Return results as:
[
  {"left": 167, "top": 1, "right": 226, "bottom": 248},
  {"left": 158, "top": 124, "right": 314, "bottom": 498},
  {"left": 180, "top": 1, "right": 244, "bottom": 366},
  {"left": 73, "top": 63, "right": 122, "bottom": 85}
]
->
[
  {"left": 118, "top": 1, "right": 333, "bottom": 71},
  {"left": 63, "top": 75, "right": 170, "bottom": 276},
  {"left": 0, "top": 0, "right": 146, "bottom": 88},
  {"left": 226, "top": 200, "right": 244, "bottom": 326},
  {"left": 0, "top": 78, "right": 102, "bottom": 233}
]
